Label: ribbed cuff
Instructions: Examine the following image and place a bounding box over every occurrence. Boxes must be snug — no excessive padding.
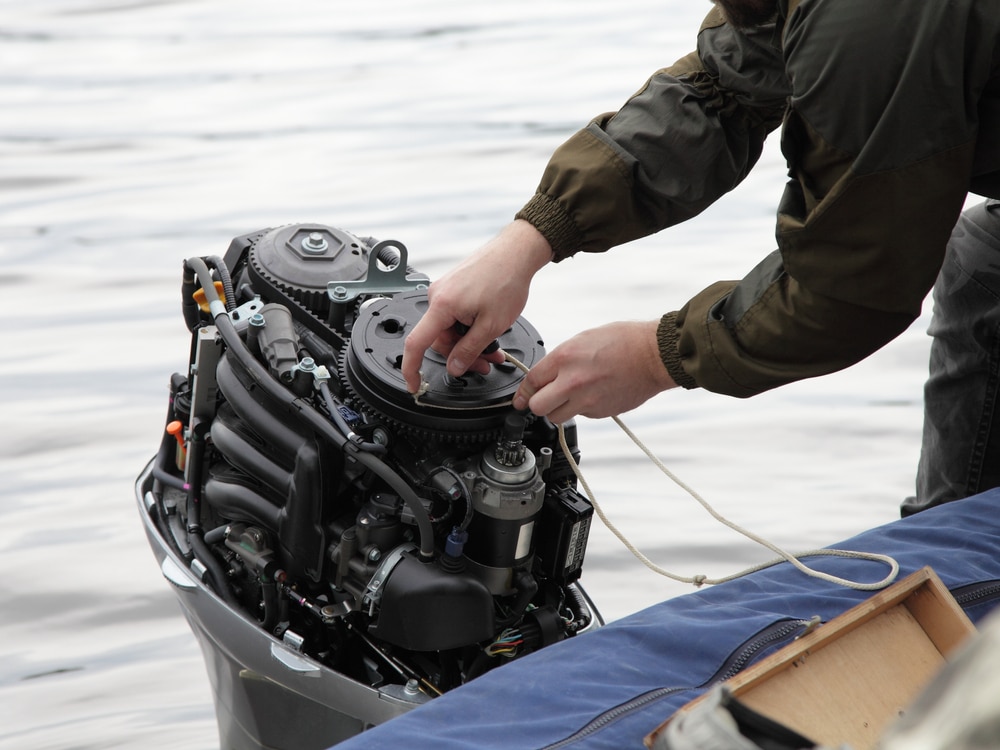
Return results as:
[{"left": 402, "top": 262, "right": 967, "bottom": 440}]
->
[
  {"left": 515, "top": 192, "right": 585, "bottom": 263},
  {"left": 657, "top": 312, "right": 698, "bottom": 390}
]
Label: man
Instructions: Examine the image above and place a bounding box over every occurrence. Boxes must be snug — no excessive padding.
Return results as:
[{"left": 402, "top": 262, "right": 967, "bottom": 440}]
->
[{"left": 401, "top": 0, "right": 1000, "bottom": 512}]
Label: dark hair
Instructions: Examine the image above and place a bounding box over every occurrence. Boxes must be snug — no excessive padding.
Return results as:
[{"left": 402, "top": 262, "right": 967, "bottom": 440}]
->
[{"left": 712, "top": 0, "right": 778, "bottom": 29}]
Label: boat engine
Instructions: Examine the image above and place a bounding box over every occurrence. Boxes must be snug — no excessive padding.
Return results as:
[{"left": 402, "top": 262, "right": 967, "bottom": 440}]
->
[{"left": 147, "top": 223, "right": 598, "bottom": 698}]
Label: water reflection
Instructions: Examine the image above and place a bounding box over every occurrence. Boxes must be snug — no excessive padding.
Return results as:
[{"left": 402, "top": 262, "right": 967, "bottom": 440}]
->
[{"left": 0, "top": 1, "right": 926, "bottom": 747}]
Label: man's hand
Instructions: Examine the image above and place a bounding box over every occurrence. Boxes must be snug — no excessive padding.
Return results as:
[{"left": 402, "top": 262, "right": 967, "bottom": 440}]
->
[
  {"left": 402, "top": 220, "right": 553, "bottom": 392},
  {"left": 511, "top": 320, "right": 678, "bottom": 424}
]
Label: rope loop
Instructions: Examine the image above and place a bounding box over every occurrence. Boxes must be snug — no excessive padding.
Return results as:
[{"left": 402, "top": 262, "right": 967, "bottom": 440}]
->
[{"left": 412, "top": 351, "right": 900, "bottom": 592}]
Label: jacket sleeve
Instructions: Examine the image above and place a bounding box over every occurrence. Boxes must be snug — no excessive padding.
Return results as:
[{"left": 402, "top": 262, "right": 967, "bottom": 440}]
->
[
  {"left": 515, "top": 7, "right": 788, "bottom": 259},
  {"left": 519, "top": 0, "right": 981, "bottom": 397},
  {"left": 663, "top": 0, "right": 978, "bottom": 396}
]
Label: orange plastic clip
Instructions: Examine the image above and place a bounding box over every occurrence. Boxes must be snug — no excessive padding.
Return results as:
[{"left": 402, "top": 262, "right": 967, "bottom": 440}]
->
[
  {"left": 192, "top": 281, "right": 226, "bottom": 313},
  {"left": 167, "top": 420, "right": 187, "bottom": 471}
]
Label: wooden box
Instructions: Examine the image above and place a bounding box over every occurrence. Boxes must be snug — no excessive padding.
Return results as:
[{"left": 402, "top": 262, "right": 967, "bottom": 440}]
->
[{"left": 645, "top": 566, "right": 976, "bottom": 750}]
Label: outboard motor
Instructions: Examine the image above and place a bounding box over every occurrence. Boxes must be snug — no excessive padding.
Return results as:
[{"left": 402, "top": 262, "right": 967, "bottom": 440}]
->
[{"left": 137, "top": 223, "right": 599, "bottom": 748}]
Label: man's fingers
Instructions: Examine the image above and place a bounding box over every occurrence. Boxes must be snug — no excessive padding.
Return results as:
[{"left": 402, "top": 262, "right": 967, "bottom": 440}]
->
[
  {"left": 513, "top": 358, "right": 555, "bottom": 414},
  {"left": 402, "top": 306, "right": 458, "bottom": 392},
  {"left": 446, "top": 321, "right": 504, "bottom": 377},
  {"left": 403, "top": 311, "right": 510, "bottom": 392},
  {"left": 518, "top": 383, "right": 572, "bottom": 423}
]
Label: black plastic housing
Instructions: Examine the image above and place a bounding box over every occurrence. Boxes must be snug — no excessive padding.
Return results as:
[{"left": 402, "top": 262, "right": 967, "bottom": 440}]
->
[
  {"left": 535, "top": 486, "right": 593, "bottom": 585},
  {"left": 369, "top": 553, "right": 495, "bottom": 651}
]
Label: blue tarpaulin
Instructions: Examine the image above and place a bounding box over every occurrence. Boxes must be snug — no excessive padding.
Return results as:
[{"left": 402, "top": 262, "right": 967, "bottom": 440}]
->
[{"left": 334, "top": 489, "right": 1000, "bottom": 749}]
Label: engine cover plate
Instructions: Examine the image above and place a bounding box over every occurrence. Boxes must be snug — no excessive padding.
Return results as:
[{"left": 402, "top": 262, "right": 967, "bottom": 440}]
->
[{"left": 342, "top": 290, "right": 545, "bottom": 441}]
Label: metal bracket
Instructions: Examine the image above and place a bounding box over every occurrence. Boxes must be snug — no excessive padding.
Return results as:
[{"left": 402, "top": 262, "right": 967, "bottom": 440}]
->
[{"left": 327, "top": 240, "right": 428, "bottom": 304}]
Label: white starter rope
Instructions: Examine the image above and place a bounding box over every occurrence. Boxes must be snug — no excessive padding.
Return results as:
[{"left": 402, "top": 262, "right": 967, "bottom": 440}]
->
[{"left": 415, "top": 351, "right": 900, "bottom": 592}]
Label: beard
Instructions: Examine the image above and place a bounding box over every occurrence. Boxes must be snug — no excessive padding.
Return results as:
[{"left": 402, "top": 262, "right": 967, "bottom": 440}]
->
[{"left": 712, "top": 0, "right": 778, "bottom": 29}]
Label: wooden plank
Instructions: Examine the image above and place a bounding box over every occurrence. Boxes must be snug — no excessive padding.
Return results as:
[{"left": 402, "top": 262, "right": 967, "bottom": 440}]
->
[{"left": 903, "top": 578, "right": 975, "bottom": 655}]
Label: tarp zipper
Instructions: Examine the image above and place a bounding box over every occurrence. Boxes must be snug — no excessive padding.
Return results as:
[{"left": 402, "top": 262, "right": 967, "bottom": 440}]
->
[
  {"left": 541, "top": 581, "right": 1000, "bottom": 748},
  {"left": 951, "top": 579, "right": 1000, "bottom": 608},
  {"left": 540, "top": 618, "right": 812, "bottom": 749}
]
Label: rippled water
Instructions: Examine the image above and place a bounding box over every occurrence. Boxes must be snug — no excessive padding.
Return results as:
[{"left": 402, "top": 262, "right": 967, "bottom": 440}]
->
[{"left": 0, "top": 1, "right": 929, "bottom": 747}]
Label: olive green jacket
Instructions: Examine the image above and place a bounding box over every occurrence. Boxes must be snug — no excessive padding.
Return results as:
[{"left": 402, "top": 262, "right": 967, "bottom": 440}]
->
[{"left": 516, "top": 0, "right": 1000, "bottom": 397}]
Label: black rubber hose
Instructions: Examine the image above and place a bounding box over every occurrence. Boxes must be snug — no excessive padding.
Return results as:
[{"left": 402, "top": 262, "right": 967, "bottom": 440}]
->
[
  {"left": 189, "top": 532, "right": 238, "bottom": 605},
  {"left": 205, "top": 255, "right": 237, "bottom": 313},
  {"left": 571, "top": 583, "right": 605, "bottom": 627},
  {"left": 184, "top": 425, "right": 238, "bottom": 605},
  {"left": 153, "top": 464, "right": 186, "bottom": 492},
  {"left": 318, "top": 380, "right": 387, "bottom": 455},
  {"left": 181, "top": 265, "right": 202, "bottom": 332},
  {"left": 151, "top": 424, "right": 187, "bottom": 560},
  {"left": 260, "top": 580, "right": 279, "bottom": 631},
  {"left": 147, "top": 377, "right": 190, "bottom": 562},
  {"left": 565, "top": 583, "right": 593, "bottom": 631},
  {"left": 185, "top": 421, "right": 207, "bottom": 536},
  {"left": 185, "top": 255, "right": 435, "bottom": 560},
  {"left": 203, "top": 524, "right": 229, "bottom": 545}
]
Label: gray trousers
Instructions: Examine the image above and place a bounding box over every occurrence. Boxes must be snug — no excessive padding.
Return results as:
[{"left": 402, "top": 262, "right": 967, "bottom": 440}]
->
[{"left": 905, "top": 199, "right": 1000, "bottom": 515}]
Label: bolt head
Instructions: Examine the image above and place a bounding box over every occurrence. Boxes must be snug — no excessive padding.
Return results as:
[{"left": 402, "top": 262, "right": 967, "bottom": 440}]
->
[{"left": 301, "top": 231, "right": 329, "bottom": 254}]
